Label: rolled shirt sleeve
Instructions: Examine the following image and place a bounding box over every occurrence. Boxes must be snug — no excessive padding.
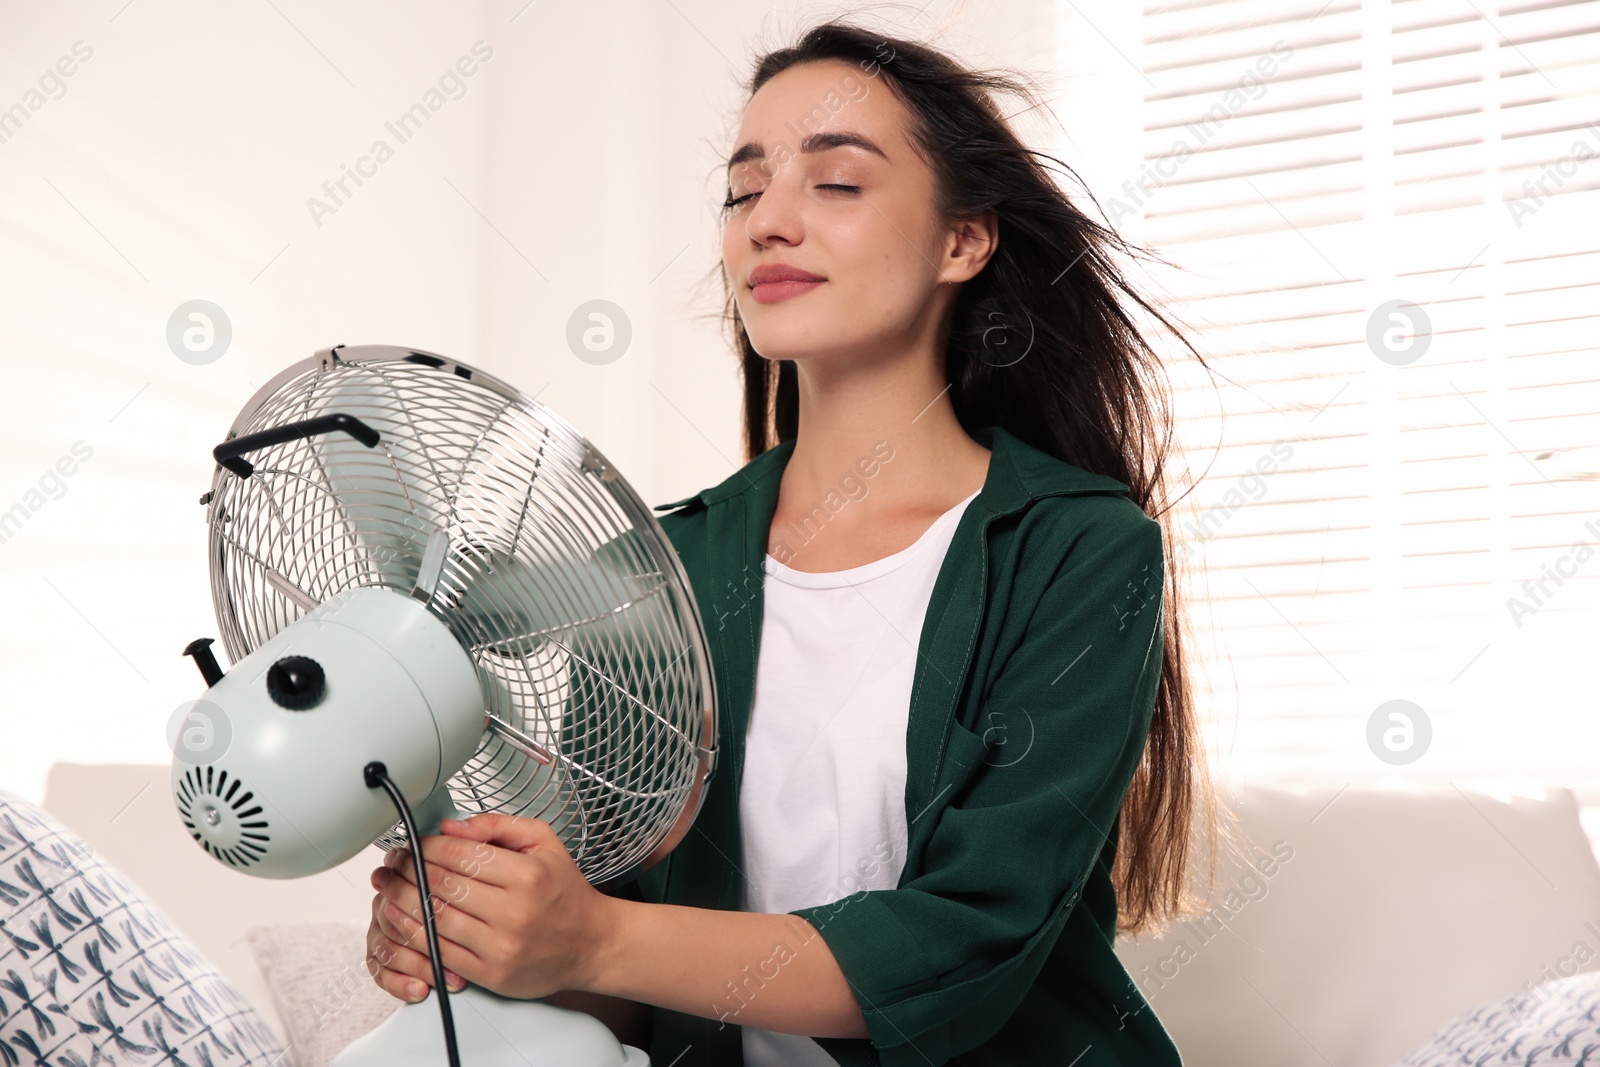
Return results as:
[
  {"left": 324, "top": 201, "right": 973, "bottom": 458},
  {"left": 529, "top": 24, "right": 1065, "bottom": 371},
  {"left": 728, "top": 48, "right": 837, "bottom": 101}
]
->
[{"left": 788, "top": 502, "right": 1167, "bottom": 1067}]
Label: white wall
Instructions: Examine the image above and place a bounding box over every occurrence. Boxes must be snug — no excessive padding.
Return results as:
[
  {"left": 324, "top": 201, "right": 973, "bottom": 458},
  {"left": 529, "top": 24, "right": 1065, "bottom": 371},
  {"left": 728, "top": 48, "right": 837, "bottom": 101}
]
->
[
  {"left": 0, "top": 1, "right": 494, "bottom": 804},
  {"left": 0, "top": 0, "right": 1056, "bottom": 803}
]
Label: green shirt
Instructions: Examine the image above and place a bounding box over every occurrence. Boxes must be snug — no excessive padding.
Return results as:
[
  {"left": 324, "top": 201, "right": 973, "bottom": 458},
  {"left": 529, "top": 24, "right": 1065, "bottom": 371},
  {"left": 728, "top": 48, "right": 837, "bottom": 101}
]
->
[{"left": 620, "top": 423, "right": 1182, "bottom": 1067}]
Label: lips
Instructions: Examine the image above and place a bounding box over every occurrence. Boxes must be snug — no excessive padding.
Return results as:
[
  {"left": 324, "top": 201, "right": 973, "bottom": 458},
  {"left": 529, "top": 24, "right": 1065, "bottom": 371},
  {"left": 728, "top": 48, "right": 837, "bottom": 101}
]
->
[
  {"left": 750, "top": 264, "right": 823, "bottom": 284},
  {"left": 749, "top": 263, "right": 825, "bottom": 304}
]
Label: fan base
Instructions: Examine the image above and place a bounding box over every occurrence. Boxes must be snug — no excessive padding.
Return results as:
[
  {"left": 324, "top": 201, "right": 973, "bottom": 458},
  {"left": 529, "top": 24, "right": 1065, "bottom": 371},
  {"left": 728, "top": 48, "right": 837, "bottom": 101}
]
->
[{"left": 327, "top": 982, "right": 649, "bottom": 1067}]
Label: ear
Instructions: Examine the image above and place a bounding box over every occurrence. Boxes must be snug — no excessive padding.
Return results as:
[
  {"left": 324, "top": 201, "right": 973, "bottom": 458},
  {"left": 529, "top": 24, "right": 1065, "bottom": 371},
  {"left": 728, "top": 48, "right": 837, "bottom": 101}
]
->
[{"left": 939, "top": 210, "right": 999, "bottom": 284}]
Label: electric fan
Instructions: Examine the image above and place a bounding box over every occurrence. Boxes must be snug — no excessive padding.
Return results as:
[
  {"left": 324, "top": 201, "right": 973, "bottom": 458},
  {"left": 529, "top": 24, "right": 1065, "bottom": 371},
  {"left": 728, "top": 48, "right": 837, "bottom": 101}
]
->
[{"left": 170, "top": 344, "right": 719, "bottom": 1067}]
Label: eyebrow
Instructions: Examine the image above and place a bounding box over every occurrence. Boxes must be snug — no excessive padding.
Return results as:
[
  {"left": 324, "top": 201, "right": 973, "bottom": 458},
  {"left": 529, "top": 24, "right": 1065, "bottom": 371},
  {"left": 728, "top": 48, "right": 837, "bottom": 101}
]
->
[{"left": 726, "top": 130, "right": 888, "bottom": 173}]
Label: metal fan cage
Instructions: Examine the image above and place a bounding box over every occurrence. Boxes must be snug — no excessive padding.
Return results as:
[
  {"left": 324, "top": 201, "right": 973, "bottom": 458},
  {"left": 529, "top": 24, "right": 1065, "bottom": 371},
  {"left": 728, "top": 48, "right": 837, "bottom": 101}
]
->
[{"left": 199, "top": 345, "right": 716, "bottom": 886}]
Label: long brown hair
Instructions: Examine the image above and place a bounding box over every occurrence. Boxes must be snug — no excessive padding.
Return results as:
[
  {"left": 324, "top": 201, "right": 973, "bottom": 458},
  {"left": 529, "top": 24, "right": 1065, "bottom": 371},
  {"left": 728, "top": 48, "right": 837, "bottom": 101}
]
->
[{"left": 708, "top": 17, "right": 1239, "bottom": 936}]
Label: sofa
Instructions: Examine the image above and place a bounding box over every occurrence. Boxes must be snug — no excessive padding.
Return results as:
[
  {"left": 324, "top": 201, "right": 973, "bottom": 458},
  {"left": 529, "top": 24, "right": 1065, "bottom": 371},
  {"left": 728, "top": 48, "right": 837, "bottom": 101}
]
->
[
  {"left": 1112, "top": 781, "right": 1600, "bottom": 1065},
  {"left": 36, "top": 763, "right": 1600, "bottom": 1066}
]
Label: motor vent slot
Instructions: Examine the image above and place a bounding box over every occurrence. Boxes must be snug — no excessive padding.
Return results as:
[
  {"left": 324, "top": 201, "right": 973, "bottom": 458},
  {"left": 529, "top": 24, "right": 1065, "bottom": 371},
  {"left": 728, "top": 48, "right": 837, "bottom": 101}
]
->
[{"left": 177, "top": 764, "right": 271, "bottom": 868}]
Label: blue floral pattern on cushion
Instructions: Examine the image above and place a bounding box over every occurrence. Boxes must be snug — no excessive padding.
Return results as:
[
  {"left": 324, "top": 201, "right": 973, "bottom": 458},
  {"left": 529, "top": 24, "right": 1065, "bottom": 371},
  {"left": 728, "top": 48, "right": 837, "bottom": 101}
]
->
[{"left": 0, "top": 790, "right": 289, "bottom": 1067}]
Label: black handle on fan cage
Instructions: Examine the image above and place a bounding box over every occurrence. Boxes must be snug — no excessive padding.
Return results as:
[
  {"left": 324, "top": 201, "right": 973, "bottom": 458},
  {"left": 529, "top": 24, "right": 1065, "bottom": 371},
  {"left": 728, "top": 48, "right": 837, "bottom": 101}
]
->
[{"left": 213, "top": 413, "right": 381, "bottom": 477}]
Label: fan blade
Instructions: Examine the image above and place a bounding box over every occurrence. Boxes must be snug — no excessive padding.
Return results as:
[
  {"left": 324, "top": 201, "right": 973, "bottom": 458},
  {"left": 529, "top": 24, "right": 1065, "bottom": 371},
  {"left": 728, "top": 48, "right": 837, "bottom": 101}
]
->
[
  {"left": 453, "top": 546, "right": 657, "bottom": 655},
  {"left": 311, "top": 372, "right": 451, "bottom": 590}
]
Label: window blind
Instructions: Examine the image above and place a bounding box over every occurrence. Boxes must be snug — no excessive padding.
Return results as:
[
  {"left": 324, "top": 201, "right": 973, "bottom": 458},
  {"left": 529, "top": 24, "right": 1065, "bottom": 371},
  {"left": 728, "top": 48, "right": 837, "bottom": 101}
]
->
[{"left": 1114, "top": 0, "right": 1600, "bottom": 788}]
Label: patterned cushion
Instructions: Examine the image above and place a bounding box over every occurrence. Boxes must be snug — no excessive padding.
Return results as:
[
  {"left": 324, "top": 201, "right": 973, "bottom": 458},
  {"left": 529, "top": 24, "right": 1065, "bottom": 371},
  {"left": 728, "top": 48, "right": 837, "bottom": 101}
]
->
[
  {"left": 1394, "top": 969, "right": 1600, "bottom": 1065},
  {"left": 0, "top": 788, "right": 290, "bottom": 1067}
]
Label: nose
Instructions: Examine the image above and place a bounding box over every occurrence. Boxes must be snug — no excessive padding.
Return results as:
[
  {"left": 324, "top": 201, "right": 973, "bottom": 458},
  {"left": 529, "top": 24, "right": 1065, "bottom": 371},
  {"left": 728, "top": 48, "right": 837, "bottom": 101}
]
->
[{"left": 738, "top": 175, "right": 804, "bottom": 248}]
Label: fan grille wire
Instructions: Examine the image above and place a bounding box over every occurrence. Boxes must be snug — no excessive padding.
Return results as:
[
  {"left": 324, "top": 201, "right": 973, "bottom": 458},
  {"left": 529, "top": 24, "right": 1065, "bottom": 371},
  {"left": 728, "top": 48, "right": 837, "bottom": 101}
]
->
[{"left": 203, "top": 353, "right": 711, "bottom": 885}]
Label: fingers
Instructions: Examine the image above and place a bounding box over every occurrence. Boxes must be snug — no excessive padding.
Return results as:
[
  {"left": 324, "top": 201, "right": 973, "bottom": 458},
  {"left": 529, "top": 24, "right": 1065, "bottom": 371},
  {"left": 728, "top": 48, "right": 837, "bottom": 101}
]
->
[
  {"left": 412, "top": 821, "right": 555, "bottom": 889},
  {"left": 367, "top": 908, "right": 441, "bottom": 1002},
  {"left": 372, "top": 883, "right": 473, "bottom": 959},
  {"left": 376, "top": 852, "right": 498, "bottom": 923},
  {"left": 367, "top": 897, "right": 470, "bottom": 1002},
  {"left": 390, "top": 834, "right": 510, "bottom": 888}
]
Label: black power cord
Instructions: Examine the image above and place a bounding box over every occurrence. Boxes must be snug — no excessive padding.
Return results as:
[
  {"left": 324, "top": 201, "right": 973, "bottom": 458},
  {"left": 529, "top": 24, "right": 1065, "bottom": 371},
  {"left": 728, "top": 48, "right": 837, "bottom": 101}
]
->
[{"left": 364, "top": 761, "right": 462, "bottom": 1067}]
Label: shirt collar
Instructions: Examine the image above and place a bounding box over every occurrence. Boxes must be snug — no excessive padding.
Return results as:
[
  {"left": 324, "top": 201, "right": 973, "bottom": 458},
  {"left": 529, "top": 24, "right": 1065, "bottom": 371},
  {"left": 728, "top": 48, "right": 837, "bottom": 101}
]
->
[{"left": 652, "top": 423, "right": 1131, "bottom": 517}]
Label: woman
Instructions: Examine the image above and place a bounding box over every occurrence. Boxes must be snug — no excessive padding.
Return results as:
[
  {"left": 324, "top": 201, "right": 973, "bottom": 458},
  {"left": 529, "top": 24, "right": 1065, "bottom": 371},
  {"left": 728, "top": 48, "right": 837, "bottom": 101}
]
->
[{"left": 366, "top": 18, "right": 1224, "bottom": 1067}]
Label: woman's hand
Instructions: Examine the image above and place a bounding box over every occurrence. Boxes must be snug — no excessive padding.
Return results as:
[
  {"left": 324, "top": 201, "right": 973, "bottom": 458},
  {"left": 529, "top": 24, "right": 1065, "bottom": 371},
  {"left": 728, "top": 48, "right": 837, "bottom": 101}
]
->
[{"left": 365, "top": 813, "right": 620, "bottom": 1003}]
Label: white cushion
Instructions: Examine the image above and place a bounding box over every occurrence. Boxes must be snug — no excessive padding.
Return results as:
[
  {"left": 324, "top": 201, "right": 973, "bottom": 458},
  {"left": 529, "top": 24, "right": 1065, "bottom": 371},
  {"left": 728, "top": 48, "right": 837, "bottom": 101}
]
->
[
  {"left": 1114, "top": 782, "right": 1600, "bottom": 1067},
  {"left": 245, "top": 922, "right": 400, "bottom": 1067}
]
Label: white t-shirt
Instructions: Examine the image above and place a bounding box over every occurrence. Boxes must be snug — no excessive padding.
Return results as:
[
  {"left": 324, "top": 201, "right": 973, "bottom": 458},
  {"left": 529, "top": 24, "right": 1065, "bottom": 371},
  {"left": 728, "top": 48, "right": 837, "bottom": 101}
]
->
[{"left": 738, "top": 487, "right": 981, "bottom": 1066}]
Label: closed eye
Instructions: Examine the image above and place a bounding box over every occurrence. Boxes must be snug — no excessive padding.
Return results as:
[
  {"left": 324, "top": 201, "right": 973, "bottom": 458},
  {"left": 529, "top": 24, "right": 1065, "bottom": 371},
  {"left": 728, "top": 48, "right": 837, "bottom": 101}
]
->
[{"left": 722, "top": 184, "right": 861, "bottom": 210}]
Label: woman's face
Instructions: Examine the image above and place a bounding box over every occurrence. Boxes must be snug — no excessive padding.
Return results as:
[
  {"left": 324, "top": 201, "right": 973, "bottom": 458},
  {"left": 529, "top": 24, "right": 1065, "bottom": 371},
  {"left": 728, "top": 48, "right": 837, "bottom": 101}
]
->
[{"left": 721, "top": 59, "right": 993, "bottom": 369}]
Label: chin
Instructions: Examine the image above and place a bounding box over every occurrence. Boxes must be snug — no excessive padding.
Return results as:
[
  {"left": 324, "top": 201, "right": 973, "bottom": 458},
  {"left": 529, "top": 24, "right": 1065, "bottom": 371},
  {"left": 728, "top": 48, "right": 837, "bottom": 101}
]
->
[
  {"left": 745, "top": 336, "right": 837, "bottom": 363},
  {"left": 738, "top": 320, "right": 813, "bottom": 357}
]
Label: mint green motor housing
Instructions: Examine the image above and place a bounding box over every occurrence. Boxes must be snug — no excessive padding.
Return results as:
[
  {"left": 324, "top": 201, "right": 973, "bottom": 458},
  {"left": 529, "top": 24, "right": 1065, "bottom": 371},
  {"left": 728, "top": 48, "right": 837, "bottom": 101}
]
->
[
  {"left": 172, "top": 585, "right": 485, "bottom": 877},
  {"left": 173, "top": 583, "right": 652, "bottom": 1066}
]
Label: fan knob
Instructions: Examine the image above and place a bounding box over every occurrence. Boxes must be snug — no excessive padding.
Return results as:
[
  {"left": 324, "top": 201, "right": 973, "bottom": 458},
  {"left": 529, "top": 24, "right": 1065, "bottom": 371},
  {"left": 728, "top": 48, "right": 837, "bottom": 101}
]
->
[{"left": 266, "top": 655, "right": 326, "bottom": 711}]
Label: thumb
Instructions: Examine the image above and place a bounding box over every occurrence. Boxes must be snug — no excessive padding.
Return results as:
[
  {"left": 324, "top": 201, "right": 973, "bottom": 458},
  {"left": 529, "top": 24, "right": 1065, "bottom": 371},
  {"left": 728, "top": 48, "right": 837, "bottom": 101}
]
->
[{"left": 438, "top": 812, "right": 553, "bottom": 854}]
